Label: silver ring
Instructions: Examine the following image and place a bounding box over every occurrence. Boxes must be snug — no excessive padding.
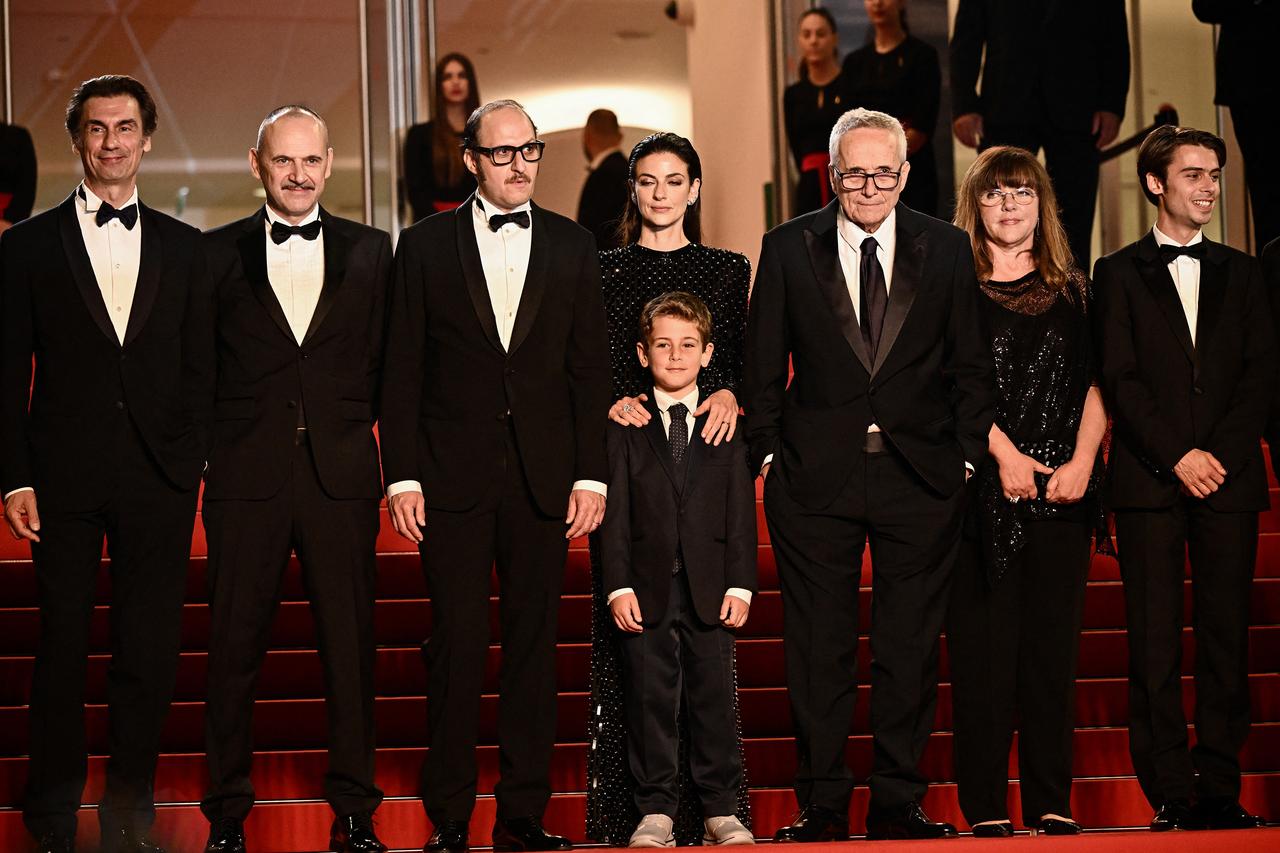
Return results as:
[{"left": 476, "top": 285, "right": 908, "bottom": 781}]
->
[
  {"left": 622, "top": 404, "right": 633, "bottom": 413},
  {"left": 1009, "top": 495, "right": 1020, "bottom": 504}
]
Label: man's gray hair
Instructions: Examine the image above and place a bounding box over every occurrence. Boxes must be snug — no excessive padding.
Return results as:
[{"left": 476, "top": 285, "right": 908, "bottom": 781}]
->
[
  {"left": 256, "top": 104, "right": 329, "bottom": 150},
  {"left": 462, "top": 99, "right": 539, "bottom": 149},
  {"left": 828, "top": 108, "right": 907, "bottom": 165}
]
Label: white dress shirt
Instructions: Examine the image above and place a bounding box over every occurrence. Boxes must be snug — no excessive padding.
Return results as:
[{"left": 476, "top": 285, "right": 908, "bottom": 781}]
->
[
  {"left": 1152, "top": 224, "right": 1203, "bottom": 345},
  {"left": 607, "top": 386, "right": 752, "bottom": 607},
  {"left": 264, "top": 204, "right": 325, "bottom": 343},
  {"left": 587, "top": 145, "right": 623, "bottom": 173},
  {"left": 77, "top": 181, "right": 142, "bottom": 344},
  {"left": 386, "top": 191, "right": 606, "bottom": 500}
]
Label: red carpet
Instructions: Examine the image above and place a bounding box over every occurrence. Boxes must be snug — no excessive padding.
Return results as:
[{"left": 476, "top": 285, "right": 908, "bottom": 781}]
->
[{"left": 1, "top": 470, "right": 1278, "bottom": 851}]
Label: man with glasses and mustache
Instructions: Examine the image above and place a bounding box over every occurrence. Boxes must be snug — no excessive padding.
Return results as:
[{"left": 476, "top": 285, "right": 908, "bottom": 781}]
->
[
  {"left": 379, "top": 99, "right": 610, "bottom": 853},
  {"left": 744, "top": 107, "right": 994, "bottom": 842}
]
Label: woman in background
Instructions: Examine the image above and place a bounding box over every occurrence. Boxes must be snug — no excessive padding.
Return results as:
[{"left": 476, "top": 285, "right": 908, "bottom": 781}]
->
[
  {"left": 402, "top": 52, "right": 478, "bottom": 221},
  {"left": 783, "top": 7, "right": 845, "bottom": 217}
]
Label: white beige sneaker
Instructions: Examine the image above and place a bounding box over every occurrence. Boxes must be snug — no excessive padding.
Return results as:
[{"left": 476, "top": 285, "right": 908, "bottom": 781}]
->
[
  {"left": 629, "top": 814, "right": 675, "bottom": 848},
  {"left": 703, "top": 815, "right": 754, "bottom": 845}
]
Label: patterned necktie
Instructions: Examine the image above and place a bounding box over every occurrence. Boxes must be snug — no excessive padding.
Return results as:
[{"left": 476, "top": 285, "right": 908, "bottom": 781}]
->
[
  {"left": 860, "top": 235, "right": 888, "bottom": 361},
  {"left": 668, "top": 402, "right": 688, "bottom": 575}
]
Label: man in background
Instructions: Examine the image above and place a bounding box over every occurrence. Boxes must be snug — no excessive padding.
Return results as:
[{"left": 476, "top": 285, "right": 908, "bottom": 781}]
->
[{"left": 577, "top": 108, "right": 628, "bottom": 250}]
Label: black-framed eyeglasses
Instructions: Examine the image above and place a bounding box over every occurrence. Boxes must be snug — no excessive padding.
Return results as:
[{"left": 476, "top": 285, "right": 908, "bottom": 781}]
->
[
  {"left": 830, "top": 165, "right": 903, "bottom": 191},
  {"left": 469, "top": 141, "right": 546, "bottom": 166},
  {"left": 979, "top": 188, "right": 1037, "bottom": 207}
]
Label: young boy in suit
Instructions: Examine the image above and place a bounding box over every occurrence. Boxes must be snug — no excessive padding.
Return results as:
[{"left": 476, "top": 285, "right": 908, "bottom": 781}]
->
[{"left": 600, "top": 291, "right": 758, "bottom": 847}]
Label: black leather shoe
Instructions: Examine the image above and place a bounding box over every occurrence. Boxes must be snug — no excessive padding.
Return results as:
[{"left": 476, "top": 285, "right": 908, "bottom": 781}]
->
[
  {"left": 772, "top": 804, "right": 850, "bottom": 843},
  {"left": 1035, "top": 817, "right": 1082, "bottom": 835},
  {"left": 1150, "top": 800, "right": 1193, "bottom": 831},
  {"left": 491, "top": 817, "right": 572, "bottom": 851},
  {"left": 34, "top": 832, "right": 75, "bottom": 853},
  {"left": 1189, "top": 799, "right": 1266, "bottom": 830},
  {"left": 971, "top": 821, "right": 1014, "bottom": 838},
  {"left": 101, "top": 828, "right": 166, "bottom": 853},
  {"left": 332, "top": 811, "right": 388, "bottom": 852},
  {"left": 425, "top": 820, "right": 470, "bottom": 853},
  {"left": 205, "top": 817, "right": 245, "bottom": 853},
  {"left": 866, "top": 802, "right": 958, "bottom": 840}
]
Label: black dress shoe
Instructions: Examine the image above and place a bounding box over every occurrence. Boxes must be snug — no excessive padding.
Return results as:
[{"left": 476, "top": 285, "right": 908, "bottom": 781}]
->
[
  {"left": 34, "top": 832, "right": 75, "bottom": 853},
  {"left": 491, "top": 817, "right": 572, "bottom": 851},
  {"left": 101, "top": 828, "right": 166, "bottom": 853},
  {"left": 1150, "top": 800, "right": 1193, "bottom": 831},
  {"left": 425, "top": 820, "right": 470, "bottom": 853},
  {"left": 971, "top": 821, "right": 1014, "bottom": 838},
  {"left": 866, "top": 802, "right": 958, "bottom": 840},
  {"left": 331, "top": 811, "right": 388, "bottom": 852},
  {"left": 205, "top": 817, "right": 245, "bottom": 853},
  {"left": 1189, "top": 799, "right": 1267, "bottom": 830},
  {"left": 1035, "top": 817, "right": 1082, "bottom": 835},
  {"left": 772, "top": 804, "right": 850, "bottom": 843}
]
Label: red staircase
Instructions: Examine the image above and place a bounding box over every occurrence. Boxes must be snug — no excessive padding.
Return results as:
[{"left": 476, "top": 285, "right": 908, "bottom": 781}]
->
[{"left": 1, "top": 471, "right": 1278, "bottom": 852}]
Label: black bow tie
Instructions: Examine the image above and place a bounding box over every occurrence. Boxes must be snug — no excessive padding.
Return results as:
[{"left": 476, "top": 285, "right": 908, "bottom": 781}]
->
[
  {"left": 1159, "top": 242, "right": 1206, "bottom": 264},
  {"left": 94, "top": 200, "right": 138, "bottom": 230},
  {"left": 270, "top": 219, "right": 323, "bottom": 245},
  {"left": 488, "top": 210, "right": 530, "bottom": 231}
]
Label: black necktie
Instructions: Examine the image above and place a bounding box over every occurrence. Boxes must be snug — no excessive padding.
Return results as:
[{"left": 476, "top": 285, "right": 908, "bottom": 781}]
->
[
  {"left": 270, "top": 219, "right": 323, "bottom": 245},
  {"left": 94, "top": 201, "right": 138, "bottom": 230},
  {"left": 1159, "top": 242, "right": 1206, "bottom": 264},
  {"left": 860, "top": 236, "right": 888, "bottom": 361},
  {"left": 668, "top": 402, "right": 688, "bottom": 575},
  {"left": 488, "top": 210, "right": 531, "bottom": 231}
]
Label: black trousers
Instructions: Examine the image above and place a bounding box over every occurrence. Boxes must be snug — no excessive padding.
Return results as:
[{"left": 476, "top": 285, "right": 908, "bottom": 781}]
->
[
  {"left": 1230, "top": 103, "right": 1280, "bottom": 252},
  {"left": 981, "top": 121, "right": 1099, "bottom": 270},
  {"left": 201, "top": 435, "right": 382, "bottom": 821},
  {"left": 946, "top": 519, "right": 1091, "bottom": 825},
  {"left": 764, "top": 447, "right": 963, "bottom": 814},
  {"left": 23, "top": 419, "right": 197, "bottom": 840},
  {"left": 1115, "top": 501, "right": 1257, "bottom": 807},
  {"left": 418, "top": 423, "right": 569, "bottom": 825},
  {"left": 620, "top": 570, "right": 742, "bottom": 819}
]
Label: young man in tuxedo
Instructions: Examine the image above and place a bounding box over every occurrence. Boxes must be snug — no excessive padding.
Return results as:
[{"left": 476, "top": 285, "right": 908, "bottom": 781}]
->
[
  {"left": 0, "top": 75, "right": 214, "bottom": 853},
  {"left": 600, "top": 292, "right": 756, "bottom": 848},
  {"left": 198, "top": 106, "right": 391, "bottom": 853},
  {"left": 744, "top": 108, "right": 995, "bottom": 841},
  {"left": 1094, "top": 125, "right": 1273, "bottom": 832},
  {"left": 379, "top": 99, "right": 611, "bottom": 853},
  {"left": 576, "top": 108, "right": 628, "bottom": 250}
]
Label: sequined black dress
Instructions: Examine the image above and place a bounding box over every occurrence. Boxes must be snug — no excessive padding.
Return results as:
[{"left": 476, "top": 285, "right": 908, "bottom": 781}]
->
[
  {"left": 586, "top": 242, "right": 751, "bottom": 845},
  {"left": 973, "top": 268, "right": 1112, "bottom": 583}
]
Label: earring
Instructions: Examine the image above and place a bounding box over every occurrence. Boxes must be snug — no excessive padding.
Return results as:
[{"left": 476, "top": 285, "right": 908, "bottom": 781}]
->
[{"left": 687, "top": 199, "right": 696, "bottom": 206}]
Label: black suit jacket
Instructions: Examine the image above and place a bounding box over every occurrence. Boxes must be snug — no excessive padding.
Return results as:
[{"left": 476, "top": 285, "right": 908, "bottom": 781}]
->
[
  {"left": 951, "top": 0, "right": 1130, "bottom": 130},
  {"left": 744, "top": 202, "right": 995, "bottom": 509},
  {"left": 576, "top": 150, "right": 629, "bottom": 250},
  {"left": 379, "top": 196, "right": 611, "bottom": 516},
  {"left": 600, "top": 391, "right": 757, "bottom": 627},
  {"left": 1263, "top": 236, "right": 1280, "bottom": 479},
  {"left": 0, "top": 192, "right": 214, "bottom": 509},
  {"left": 0, "top": 124, "right": 36, "bottom": 223},
  {"left": 1094, "top": 233, "right": 1275, "bottom": 512},
  {"left": 202, "top": 207, "right": 392, "bottom": 501},
  {"left": 1193, "top": 0, "right": 1280, "bottom": 107}
]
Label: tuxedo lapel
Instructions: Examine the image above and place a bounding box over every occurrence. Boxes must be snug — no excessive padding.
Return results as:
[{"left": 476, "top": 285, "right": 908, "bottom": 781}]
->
[
  {"left": 1193, "top": 239, "right": 1229, "bottom": 365},
  {"left": 640, "top": 394, "right": 680, "bottom": 493},
  {"left": 455, "top": 197, "right": 504, "bottom": 352},
  {"left": 681, "top": 409, "right": 710, "bottom": 497},
  {"left": 122, "top": 204, "right": 163, "bottom": 346},
  {"left": 236, "top": 209, "right": 294, "bottom": 343},
  {"left": 508, "top": 203, "right": 550, "bottom": 355},
  {"left": 873, "top": 205, "right": 926, "bottom": 376},
  {"left": 301, "top": 207, "right": 349, "bottom": 345},
  {"left": 56, "top": 193, "right": 118, "bottom": 347},
  {"left": 1134, "top": 233, "right": 1196, "bottom": 366},
  {"left": 804, "top": 201, "right": 872, "bottom": 374}
]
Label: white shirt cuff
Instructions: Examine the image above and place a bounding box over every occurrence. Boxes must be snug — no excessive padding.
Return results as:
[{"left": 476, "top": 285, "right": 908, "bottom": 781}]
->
[
  {"left": 607, "top": 587, "right": 634, "bottom": 603},
  {"left": 386, "top": 480, "right": 422, "bottom": 498},
  {"left": 3, "top": 486, "right": 33, "bottom": 500},
  {"left": 573, "top": 479, "right": 608, "bottom": 498},
  {"left": 761, "top": 453, "right": 774, "bottom": 473},
  {"left": 965, "top": 462, "right": 975, "bottom": 473},
  {"left": 725, "top": 588, "right": 753, "bottom": 605}
]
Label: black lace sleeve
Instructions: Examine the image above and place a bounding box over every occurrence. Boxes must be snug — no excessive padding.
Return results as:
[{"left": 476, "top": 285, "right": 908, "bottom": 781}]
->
[{"left": 699, "top": 252, "right": 751, "bottom": 397}]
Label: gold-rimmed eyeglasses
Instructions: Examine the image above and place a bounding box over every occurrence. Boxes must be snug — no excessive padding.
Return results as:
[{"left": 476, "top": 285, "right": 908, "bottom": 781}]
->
[{"left": 979, "top": 188, "right": 1037, "bottom": 207}]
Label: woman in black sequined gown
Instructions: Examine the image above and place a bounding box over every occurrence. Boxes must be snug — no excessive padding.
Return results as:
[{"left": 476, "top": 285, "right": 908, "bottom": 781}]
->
[
  {"left": 946, "top": 147, "right": 1112, "bottom": 838},
  {"left": 585, "top": 133, "right": 752, "bottom": 845}
]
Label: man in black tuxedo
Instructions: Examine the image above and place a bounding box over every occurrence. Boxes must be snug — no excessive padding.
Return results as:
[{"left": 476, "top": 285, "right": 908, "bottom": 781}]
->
[
  {"left": 198, "top": 106, "right": 390, "bottom": 853},
  {"left": 1094, "top": 125, "right": 1273, "bottom": 832},
  {"left": 951, "top": 0, "right": 1130, "bottom": 268},
  {"left": 576, "top": 109, "right": 627, "bottom": 250},
  {"left": 0, "top": 121, "right": 37, "bottom": 234},
  {"left": 0, "top": 75, "right": 214, "bottom": 853},
  {"left": 745, "top": 108, "right": 995, "bottom": 842},
  {"left": 379, "top": 99, "right": 611, "bottom": 853}
]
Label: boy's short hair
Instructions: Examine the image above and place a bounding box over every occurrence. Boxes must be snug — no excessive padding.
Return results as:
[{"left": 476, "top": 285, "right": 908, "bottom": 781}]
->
[
  {"left": 638, "top": 291, "right": 713, "bottom": 347},
  {"left": 1136, "top": 125, "right": 1226, "bottom": 206}
]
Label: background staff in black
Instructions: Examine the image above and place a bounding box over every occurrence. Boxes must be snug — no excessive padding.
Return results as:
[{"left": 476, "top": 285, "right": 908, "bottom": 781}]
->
[
  {"left": 1094, "top": 125, "right": 1272, "bottom": 832},
  {"left": 0, "top": 75, "right": 213, "bottom": 853},
  {"left": 0, "top": 121, "right": 37, "bottom": 234},
  {"left": 783, "top": 7, "right": 846, "bottom": 218},
  {"left": 576, "top": 109, "right": 628, "bottom": 250},
  {"left": 950, "top": 0, "right": 1130, "bottom": 269},
  {"left": 403, "top": 52, "right": 480, "bottom": 221},
  {"left": 379, "top": 99, "right": 611, "bottom": 853},
  {"left": 199, "top": 106, "right": 391, "bottom": 853},
  {"left": 745, "top": 107, "right": 995, "bottom": 842}
]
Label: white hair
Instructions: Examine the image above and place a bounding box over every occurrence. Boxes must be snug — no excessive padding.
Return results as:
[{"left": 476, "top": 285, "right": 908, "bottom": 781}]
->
[{"left": 828, "top": 108, "right": 908, "bottom": 165}]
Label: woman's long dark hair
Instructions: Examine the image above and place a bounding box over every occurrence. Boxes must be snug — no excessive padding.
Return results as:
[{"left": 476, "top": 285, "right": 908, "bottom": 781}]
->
[
  {"left": 616, "top": 132, "right": 702, "bottom": 246},
  {"left": 431, "top": 53, "right": 480, "bottom": 188},
  {"left": 797, "top": 7, "right": 839, "bottom": 81}
]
